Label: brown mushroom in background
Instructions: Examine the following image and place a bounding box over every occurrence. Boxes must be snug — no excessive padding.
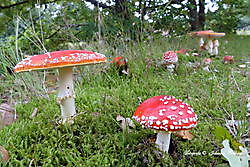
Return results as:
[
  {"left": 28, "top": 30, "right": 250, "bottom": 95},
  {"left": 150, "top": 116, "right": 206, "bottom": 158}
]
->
[{"left": 14, "top": 50, "right": 107, "bottom": 124}]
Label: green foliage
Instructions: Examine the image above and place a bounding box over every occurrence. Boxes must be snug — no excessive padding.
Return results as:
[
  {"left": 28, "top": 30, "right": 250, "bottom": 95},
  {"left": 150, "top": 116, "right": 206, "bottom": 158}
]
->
[
  {"left": 213, "top": 126, "right": 243, "bottom": 152},
  {"left": 206, "top": 0, "right": 248, "bottom": 32},
  {"left": 0, "top": 35, "right": 249, "bottom": 166}
]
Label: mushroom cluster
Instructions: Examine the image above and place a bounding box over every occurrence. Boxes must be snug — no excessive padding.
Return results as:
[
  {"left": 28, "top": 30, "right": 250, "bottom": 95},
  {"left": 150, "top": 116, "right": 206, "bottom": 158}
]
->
[
  {"left": 190, "top": 30, "right": 225, "bottom": 55},
  {"left": 14, "top": 50, "right": 107, "bottom": 123},
  {"left": 133, "top": 95, "right": 198, "bottom": 152}
]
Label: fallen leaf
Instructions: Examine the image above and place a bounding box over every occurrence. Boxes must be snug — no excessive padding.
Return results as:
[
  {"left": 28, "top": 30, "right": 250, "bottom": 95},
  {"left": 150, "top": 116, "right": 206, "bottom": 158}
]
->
[
  {"left": 174, "top": 130, "right": 194, "bottom": 140},
  {"left": 0, "top": 146, "right": 9, "bottom": 162}
]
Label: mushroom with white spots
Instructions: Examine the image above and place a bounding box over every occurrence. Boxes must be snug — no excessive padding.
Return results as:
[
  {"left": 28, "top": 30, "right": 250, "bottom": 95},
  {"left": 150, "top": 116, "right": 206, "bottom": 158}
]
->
[
  {"left": 132, "top": 95, "right": 198, "bottom": 152},
  {"left": 162, "top": 51, "right": 178, "bottom": 72},
  {"left": 14, "top": 50, "right": 107, "bottom": 124}
]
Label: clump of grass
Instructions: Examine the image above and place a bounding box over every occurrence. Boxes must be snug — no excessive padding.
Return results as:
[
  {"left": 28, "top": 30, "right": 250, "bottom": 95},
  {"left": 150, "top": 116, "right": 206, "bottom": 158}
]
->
[{"left": 0, "top": 35, "right": 249, "bottom": 166}]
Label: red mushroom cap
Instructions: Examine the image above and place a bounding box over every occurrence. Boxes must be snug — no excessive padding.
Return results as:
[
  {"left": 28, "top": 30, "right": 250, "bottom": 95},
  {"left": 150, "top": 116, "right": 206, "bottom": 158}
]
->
[
  {"left": 203, "top": 58, "right": 213, "bottom": 65},
  {"left": 14, "top": 50, "right": 107, "bottom": 73},
  {"left": 163, "top": 51, "right": 178, "bottom": 65},
  {"left": 133, "top": 95, "right": 198, "bottom": 131},
  {"left": 175, "top": 49, "right": 189, "bottom": 54},
  {"left": 223, "top": 56, "right": 234, "bottom": 63},
  {"left": 111, "top": 56, "right": 128, "bottom": 66}
]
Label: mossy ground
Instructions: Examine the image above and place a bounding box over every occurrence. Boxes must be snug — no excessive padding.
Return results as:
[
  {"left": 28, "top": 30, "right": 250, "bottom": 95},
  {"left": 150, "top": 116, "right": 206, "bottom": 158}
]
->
[{"left": 0, "top": 35, "right": 249, "bottom": 166}]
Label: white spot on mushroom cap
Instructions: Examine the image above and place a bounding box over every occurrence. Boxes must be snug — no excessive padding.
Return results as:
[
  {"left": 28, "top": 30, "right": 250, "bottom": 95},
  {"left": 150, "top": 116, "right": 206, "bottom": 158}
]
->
[
  {"left": 164, "top": 101, "right": 168, "bottom": 104},
  {"left": 178, "top": 112, "right": 183, "bottom": 115},
  {"left": 156, "top": 121, "right": 161, "bottom": 125},
  {"left": 170, "top": 106, "right": 177, "bottom": 110},
  {"left": 170, "top": 125, "right": 175, "bottom": 129},
  {"left": 162, "top": 120, "right": 169, "bottom": 125},
  {"left": 179, "top": 105, "right": 185, "bottom": 108}
]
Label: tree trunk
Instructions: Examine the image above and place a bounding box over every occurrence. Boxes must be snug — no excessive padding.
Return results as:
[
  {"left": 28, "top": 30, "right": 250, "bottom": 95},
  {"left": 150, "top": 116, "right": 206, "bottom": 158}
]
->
[
  {"left": 188, "top": 0, "right": 199, "bottom": 31},
  {"left": 198, "top": 0, "right": 205, "bottom": 29}
]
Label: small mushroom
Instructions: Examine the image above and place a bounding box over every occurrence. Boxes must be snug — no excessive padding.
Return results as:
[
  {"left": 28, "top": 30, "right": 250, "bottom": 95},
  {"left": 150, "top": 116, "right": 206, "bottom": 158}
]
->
[
  {"left": 111, "top": 56, "right": 129, "bottom": 75},
  {"left": 202, "top": 58, "right": 213, "bottom": 72},
  {"left": 223, "top": 56, "right": 234, "bottom": 64},
  {"left": 162, "top": 51, "right": 178, "bottom": 72},
  {"left": 133, "top": 95, "right": 198, "bottom": 152},
  {"left": 14, "top": 50, "right": 107, "bottom": 123}
]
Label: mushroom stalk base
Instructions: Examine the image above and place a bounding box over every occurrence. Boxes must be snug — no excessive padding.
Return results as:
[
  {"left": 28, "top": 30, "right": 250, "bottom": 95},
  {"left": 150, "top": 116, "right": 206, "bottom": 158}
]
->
[
  {"left": 57, "top": 67, "right": 76, "bottom": 123},
  {"left": 155, "top": 132, "right": 171, "bottom": 152}
]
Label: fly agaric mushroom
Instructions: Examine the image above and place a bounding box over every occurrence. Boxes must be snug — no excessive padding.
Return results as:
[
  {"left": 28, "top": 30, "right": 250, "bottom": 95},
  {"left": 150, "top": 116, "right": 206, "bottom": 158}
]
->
[
  {"left": 163, "top": 51, "right": 178, "bottom": 72},
  {"left": 189, "top": 30, "right": 214, "bottom": 48},
  {"left": 133, "top": 95, "right": 198, "bottom": 152},
  {"left": 197, "top": 32, "right": 225, "bottom": 55},
  {"left": 223, "top": 56, "right": 234, "bottom": 64},
  {"left": 14, "top": 50, "right": 107, "bottom": 123},
  {"left": 111, "top": 56, "right": 129, "bottom": 75},
  {"left": 202, "top": 58, "right": 213, "bottom": 72}
]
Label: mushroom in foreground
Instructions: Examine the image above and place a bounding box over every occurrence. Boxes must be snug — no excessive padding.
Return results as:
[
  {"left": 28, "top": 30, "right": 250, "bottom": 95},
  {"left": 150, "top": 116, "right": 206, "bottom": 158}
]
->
[
  {"left": 14, "top": 50, "right": 107, "bottom": 123},
  {"left": 111, "top": 56, "right": 129, "bottom": 75},
  {"left": 223, "top": 56, "right": 234, "bottom": 64},
  {"left": 133, "top": 95, "right": 198, "bottom": 152},
  {"left": 162, "top": 51, "right": 178, "bottom": 72}
]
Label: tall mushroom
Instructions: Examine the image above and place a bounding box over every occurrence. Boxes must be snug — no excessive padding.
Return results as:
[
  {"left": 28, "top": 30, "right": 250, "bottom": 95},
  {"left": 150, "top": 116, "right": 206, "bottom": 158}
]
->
[
  {"left": 196, "top": 32, "right": 225, "bottom": 55},
  {"left": 133, "top": 95, "right": 198, "bottom": 152},
  {"left": 162, "top": 51, "right": 178, "bottom": 72},
  {"left": 189, "top": 30, "right": 214, "bottom": 48},
  {"left": 14, "top": 50, "right": 107, "bottom": 123}
]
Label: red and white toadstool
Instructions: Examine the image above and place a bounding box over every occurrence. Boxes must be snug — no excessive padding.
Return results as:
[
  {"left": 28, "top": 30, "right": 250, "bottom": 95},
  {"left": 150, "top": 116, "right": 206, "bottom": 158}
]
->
[
  {"left": 111, "top": 56, "right": 129, "bottom": 75},
  {"left": 223, "top": 56, "right": 234, "bottom": 64},
  {"left": 14, "top": 50, "right": 107, "bottom": 123},
  {"left": 133, "top": 95, "right": 198, "bottom": 152},
  {"left": 196, "top": 32, "right": 225, "bottom": 55},
  {"left": 189, "top": 30, "right": 214, "bottom": 48},
  {"left": 202, "top": 58, "right": 213, "bottom": 72},
  {"left": 162, "top": 51, "right": 178, "bottom": 72}
]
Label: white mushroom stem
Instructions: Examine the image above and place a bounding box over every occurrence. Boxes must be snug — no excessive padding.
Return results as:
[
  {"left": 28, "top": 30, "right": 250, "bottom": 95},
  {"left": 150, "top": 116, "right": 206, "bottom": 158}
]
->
[
  {"left": 199, "top": 37, "right": 204, "bottom": 47},
  {"left": 166, "top": 64, "right": 175, "bottom": 72},
  {"left": 57, "top": 67, "right": 76, "bottom": 123},
  {"left": 155, "top": 132, "right": 171, "bottom": 152},
  {"left": 207, "top": 39, "right": 214, "bottom": 55},
  {"left": 213, "top": 40, "right": 219, "bottom": 55}
]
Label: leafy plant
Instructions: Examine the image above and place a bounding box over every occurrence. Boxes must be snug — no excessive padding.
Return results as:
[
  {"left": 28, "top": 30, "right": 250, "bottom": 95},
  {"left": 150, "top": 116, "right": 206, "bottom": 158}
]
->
[{"left": 213, "top": 126, "right": 243, "bottom": 152}]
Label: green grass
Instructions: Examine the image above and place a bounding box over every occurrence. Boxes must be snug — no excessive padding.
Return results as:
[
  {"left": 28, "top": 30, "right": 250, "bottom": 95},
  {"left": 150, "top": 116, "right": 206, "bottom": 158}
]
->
[{"left": 0, "top": 35, "right": 249, "bottom": 166}]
